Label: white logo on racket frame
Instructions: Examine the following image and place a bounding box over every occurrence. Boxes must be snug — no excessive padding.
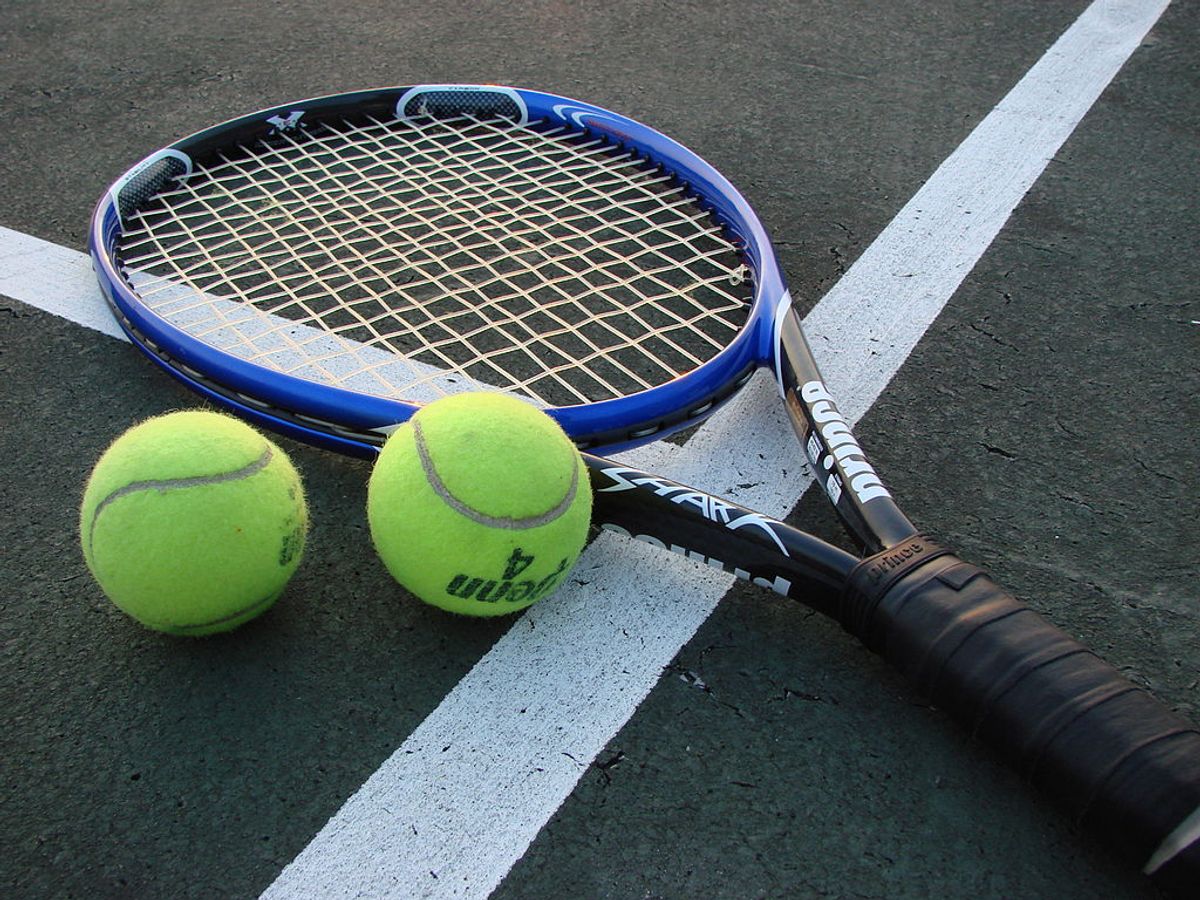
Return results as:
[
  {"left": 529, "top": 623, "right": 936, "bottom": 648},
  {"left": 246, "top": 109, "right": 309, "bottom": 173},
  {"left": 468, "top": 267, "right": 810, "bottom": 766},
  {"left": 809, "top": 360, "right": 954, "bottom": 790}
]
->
[
  {"left": 596, "top": 467, "right": 794, "bottom": 595},
  {"left": 266, "top": 111, "right": 305, "bottom": 133},
  {"left": 801, "top": 381, "right": 891, "bottom": 506}
]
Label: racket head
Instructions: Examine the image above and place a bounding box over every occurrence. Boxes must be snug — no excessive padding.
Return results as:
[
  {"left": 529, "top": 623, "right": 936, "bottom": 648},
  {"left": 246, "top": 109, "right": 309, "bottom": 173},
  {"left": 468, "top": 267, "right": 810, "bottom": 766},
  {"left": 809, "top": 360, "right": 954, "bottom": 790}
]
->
[{"left": 89, "top": 85, "right": 792, "bottom": 455}]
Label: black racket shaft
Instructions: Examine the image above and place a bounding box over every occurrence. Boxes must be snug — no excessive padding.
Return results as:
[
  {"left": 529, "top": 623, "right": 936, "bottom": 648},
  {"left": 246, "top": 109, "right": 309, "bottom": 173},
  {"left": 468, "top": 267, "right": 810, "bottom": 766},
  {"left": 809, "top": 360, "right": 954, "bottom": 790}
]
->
[{"left": 587, "top": 453, "right": 1200, "bottom": 890}]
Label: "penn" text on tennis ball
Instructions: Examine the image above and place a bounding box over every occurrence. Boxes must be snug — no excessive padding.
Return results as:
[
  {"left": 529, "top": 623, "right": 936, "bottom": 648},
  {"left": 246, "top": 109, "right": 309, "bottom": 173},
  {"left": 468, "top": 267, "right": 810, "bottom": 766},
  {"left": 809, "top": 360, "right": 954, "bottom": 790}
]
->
[{"left": 367, "top": 393, "right": 592, "bottom": 616}]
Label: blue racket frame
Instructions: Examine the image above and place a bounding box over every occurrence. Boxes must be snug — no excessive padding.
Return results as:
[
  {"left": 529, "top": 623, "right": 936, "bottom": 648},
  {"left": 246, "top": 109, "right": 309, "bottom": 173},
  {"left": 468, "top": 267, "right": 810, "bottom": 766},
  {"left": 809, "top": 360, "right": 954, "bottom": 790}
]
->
[{"left": 89, "top": 85, "right": 790, "bottom": 457}]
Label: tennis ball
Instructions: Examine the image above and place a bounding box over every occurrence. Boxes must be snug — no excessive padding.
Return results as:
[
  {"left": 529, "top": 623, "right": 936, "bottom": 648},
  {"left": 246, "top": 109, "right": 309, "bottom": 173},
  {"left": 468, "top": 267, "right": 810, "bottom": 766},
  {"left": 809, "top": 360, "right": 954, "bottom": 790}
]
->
[
  {"left": 80, "top": 410, "right": 308, "bottom": 635},
  {"left": 367, "top": 393, "right": 592, "bottom": 616}
]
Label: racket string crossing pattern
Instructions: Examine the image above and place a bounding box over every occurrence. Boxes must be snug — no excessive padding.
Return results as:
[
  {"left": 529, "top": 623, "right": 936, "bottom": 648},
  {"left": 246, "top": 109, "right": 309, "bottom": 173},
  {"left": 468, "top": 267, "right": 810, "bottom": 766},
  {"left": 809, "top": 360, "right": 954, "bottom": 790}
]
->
[{"left": 116, "top": 112, "right": 752, "bottom": 408}]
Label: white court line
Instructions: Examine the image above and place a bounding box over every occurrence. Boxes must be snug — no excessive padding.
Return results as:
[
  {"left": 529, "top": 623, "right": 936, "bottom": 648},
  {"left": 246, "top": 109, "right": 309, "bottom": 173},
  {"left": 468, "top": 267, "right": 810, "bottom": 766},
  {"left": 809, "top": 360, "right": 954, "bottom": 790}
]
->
[
  {"left": 0, "top": 227, "right": 127, "bottom": 339},
  {"left": 0, "top": 2, "right": 1169, "bottom": 896}
]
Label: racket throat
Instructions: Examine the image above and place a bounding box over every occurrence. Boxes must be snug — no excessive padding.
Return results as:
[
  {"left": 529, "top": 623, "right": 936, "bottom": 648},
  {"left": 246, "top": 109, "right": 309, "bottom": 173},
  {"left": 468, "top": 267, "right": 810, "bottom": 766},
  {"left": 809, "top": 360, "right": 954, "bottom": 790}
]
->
[{"left": 774, "top": 308, "right": 917, "bottom": 552}]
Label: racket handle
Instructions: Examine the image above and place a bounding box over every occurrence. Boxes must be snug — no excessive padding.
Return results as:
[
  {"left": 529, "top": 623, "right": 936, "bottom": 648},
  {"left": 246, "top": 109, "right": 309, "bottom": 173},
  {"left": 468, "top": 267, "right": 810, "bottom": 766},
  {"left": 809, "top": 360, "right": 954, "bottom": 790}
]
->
[{"left": 842, "top": 536, "right": 1200, "bottom": 890}]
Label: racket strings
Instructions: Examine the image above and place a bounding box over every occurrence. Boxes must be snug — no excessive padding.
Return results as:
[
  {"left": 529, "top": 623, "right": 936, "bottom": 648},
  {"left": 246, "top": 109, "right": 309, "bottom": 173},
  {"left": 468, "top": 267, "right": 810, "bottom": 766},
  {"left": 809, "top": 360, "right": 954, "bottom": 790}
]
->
[{"left": 116, "top": 111, "right": 751, "bottom": 406}]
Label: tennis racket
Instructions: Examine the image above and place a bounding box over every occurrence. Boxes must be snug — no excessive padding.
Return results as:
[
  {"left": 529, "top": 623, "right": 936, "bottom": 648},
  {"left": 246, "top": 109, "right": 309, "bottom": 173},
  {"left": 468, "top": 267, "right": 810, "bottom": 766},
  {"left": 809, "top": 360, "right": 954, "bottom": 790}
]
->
[{"left": 88, "top": 84, "right": 1199, "bottom": 884}]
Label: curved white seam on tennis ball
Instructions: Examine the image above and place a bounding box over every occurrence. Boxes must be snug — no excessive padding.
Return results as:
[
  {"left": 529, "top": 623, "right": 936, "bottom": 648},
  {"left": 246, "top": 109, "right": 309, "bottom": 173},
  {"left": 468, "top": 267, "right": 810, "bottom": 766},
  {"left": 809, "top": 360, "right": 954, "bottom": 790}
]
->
[
  {"left": 412, "top": 419, "right": 577, "bottom": 530},
  {"left": 85, "top": 447, "right": 274, "bottom": 555},
  {"left": 139, "top": 585, "right": 285, "bottom": 633}
]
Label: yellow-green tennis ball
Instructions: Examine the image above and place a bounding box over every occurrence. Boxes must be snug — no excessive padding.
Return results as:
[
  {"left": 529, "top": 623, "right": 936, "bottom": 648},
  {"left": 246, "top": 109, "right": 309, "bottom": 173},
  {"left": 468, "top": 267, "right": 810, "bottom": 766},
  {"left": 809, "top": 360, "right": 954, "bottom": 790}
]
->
[
  {"left": 367, "top": 393, "right": 592, "bottom": 617},
  {"left": 79, "top": 410, "right": 308, "bottom": 636}
]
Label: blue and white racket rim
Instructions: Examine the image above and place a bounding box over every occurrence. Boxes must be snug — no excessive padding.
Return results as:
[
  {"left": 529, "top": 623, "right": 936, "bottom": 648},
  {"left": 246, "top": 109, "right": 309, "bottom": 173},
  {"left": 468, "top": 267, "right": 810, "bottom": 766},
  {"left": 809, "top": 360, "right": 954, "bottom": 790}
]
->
[{"left": 89, "top": 84, "right": 794, "bottom": 455}]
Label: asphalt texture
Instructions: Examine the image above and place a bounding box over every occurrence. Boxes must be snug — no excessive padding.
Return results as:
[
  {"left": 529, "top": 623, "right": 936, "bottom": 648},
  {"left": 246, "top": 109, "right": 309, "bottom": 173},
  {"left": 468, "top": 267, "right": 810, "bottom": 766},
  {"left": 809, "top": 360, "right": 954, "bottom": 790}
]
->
[{"left": 2, "top": 1, "right": 1197, "bottom": 898}]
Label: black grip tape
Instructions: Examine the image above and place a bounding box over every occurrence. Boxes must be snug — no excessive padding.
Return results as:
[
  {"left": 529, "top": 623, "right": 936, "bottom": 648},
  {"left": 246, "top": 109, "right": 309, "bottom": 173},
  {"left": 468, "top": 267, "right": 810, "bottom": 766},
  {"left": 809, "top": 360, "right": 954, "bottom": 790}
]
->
[{"left": 842, "top": 542, "right": 1200, "bottom": 890}]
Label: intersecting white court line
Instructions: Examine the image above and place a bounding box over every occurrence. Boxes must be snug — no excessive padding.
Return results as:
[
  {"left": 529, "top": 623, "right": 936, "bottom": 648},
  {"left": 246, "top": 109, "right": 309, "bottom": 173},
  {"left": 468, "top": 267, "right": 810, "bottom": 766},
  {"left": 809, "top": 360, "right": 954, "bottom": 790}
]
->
[{"left": 0, "top": 2, "right": 1171, "bottom": 897}]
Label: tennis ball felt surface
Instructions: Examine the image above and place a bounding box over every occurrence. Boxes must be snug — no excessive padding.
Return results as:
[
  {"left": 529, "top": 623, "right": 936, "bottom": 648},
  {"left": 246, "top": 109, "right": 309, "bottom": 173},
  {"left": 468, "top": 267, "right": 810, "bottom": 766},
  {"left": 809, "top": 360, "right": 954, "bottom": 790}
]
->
[
  {"left": 367, "top": 393, "right": 592, "bottom": 616},
  {"left": 80, "top": 410, "right": 308, "bottom": 635}
]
